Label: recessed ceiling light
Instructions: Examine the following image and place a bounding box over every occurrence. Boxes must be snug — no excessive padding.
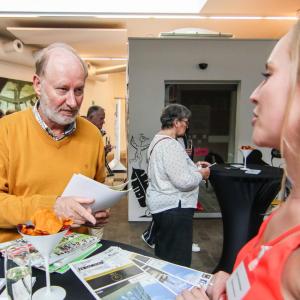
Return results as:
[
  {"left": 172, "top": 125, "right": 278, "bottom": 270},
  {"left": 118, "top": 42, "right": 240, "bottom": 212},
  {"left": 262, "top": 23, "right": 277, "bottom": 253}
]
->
[{"left": 160, "top": 28, "right": 233, "bottom": 38}]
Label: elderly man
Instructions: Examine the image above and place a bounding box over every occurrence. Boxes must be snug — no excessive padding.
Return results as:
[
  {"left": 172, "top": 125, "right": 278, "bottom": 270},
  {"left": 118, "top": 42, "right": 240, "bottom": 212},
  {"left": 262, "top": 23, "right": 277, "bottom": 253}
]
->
[
  {"left": 0, "top": 43, "right": 109, "bottom": 242},
  {"left": 87, "top": 105, "right": 111, "bottom": 151},
  {"left": 87, "top": 105, "right": 113, "bottom": 176},
  {"left": 87, "top": 106, "right": 105, "bottom": 133}
]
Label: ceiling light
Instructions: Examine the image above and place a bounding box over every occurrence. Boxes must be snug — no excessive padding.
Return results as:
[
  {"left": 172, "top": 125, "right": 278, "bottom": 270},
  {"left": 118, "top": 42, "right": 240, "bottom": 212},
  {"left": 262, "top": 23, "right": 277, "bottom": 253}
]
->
[
  {"left": 208, "top": 16, "right": 297, "bottom": 20},
  {"left": 0, "top": 0, "right": 207, "bottom": 14},
  {"left": 160, "top": 28, "right": 233, "bottom": 38},
  {"left": 0, "top": 11, "right": 39, "bottom": 18},
  {"left": 95, "top": 14, "right": 207, "bottom": 19},
  {"left": 97, "top": 14, "right": 298, "bottom": 20},
  {"left": 81, "top": 57, "right": 127, "bottom": 61},
  {"left": 0, "top": 13, "right": 298, "bottom": 21}
]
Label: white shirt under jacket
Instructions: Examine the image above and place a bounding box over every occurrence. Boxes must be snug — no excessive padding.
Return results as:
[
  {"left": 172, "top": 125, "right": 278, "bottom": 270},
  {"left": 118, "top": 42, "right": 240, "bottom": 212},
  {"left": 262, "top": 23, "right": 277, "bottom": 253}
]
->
[{"left": 146, "top": 134, "right": 202, "bottom": 214}]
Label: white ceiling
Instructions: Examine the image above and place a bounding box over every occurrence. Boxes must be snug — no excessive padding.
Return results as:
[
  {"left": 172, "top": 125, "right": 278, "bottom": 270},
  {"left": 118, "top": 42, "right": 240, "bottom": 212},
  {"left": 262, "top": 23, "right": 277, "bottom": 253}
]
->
[
  {"left": 7, "top": 28, "right": 128, "bottom": 59},
  {"left": 0, "top": 0, "right": 299, "bottom": 68}
]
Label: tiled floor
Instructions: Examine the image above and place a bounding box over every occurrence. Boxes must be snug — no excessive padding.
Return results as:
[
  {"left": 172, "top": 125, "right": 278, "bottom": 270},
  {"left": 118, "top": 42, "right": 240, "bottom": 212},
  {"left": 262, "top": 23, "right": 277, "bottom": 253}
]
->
[{"left": 102, "top": 187, "right": 223, "bottom": 274}]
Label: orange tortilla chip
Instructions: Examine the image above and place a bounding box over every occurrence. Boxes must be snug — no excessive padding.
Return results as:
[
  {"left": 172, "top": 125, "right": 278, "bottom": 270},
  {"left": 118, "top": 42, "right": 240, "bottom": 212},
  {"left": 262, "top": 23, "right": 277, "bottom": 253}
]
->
[
  {"left": 18, "top": 209, "right": 73, "bottom": 236},
  {"left": 19, "top": 209, "right": 73, "bottom": 236},
  {"left": 240, "top": 145, "right": 255, "bottom": 150},
  {"left": 31, "top": 209, "right": 62, "bottom": 234}
]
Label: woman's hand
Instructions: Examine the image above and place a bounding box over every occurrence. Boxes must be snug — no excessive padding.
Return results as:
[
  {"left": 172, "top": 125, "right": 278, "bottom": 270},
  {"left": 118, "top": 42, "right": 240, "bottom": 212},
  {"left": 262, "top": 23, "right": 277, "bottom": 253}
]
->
[
  {"left": 196, "top": 161, "right": 211, "bottom": 180},
  {"left": 196, "top": 161, "right": 211, "bottom": 169},
  {"left": 177, "top": 271, "right": 229, "bottom": 300},
  {"left": 206, "top": 271, "right": 229, "bottom": 300},
  {"left": 176, "top": 287, "right": 209, "bottom": 300}
]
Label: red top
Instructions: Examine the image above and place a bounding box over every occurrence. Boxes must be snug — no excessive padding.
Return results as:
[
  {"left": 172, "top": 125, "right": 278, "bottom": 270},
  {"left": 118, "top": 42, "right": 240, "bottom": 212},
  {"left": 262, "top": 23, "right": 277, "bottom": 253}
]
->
[{"left": 228, "top": 212, "right": 300, "bottom": 299}]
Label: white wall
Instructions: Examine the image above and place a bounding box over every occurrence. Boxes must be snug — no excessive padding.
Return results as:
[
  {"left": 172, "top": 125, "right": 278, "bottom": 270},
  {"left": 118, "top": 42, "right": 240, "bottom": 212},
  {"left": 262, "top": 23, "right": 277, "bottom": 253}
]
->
[
  {"left": 1, "top": 61, "right": 33, "bottom": 81},
  {"left": 127, "top": 37, "right": 276, "bottom": 221},
  {"left": 81, "top": 72, "right": 127, "bottom": 152}
]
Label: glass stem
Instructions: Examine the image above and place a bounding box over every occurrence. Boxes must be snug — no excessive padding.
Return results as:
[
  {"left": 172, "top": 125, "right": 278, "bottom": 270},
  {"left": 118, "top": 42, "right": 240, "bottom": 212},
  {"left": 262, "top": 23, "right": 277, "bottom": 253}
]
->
[
  {"left": 244, "top": 156, "right": 247, "bottom": 169},
  {"left": 45, "top": 255, "right": 51, "bottom": 294}
]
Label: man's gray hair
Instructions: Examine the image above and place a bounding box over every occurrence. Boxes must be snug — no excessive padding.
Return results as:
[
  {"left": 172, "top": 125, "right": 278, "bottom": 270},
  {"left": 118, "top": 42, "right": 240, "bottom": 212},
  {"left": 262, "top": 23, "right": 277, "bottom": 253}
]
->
[
  {"left": 160, "top": 104, "right": 191, "bottom": 129},
  {"left": 34, "top": 43, "right": 88, "bottom": 79}
]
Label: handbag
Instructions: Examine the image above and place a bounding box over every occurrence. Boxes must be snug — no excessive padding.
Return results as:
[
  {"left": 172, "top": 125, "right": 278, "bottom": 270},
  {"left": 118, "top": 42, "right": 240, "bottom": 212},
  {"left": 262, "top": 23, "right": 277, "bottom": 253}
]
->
[{"left": 131, "top": 137, "right": 170, "bottom": 207}]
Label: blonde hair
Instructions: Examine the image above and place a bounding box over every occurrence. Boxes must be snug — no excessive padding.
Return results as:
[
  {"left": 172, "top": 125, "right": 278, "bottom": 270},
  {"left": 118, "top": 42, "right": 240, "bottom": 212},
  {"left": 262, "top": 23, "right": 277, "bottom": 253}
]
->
[
  {"left": 280, "top": 20, "right": 300, "bottom": 192},
  {"left": 34, "top": 43, "right": 88, "bottom": 79}
]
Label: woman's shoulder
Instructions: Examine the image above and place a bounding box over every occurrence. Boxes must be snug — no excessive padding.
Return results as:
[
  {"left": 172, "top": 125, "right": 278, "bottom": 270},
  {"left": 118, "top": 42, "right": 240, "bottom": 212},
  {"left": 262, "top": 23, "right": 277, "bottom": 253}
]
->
[
  {"left": 151, "top": 135, "right": 176, "bottom": 147},
  {"left": 156, "top": 136, "right": 181, "bottom": 151}
]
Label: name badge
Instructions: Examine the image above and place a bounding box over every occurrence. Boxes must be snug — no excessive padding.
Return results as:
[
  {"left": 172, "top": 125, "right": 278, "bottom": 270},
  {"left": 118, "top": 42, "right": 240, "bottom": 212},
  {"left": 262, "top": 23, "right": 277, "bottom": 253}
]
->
[{"left": 226, "top": 262, "right": 250, "bottom": 300}]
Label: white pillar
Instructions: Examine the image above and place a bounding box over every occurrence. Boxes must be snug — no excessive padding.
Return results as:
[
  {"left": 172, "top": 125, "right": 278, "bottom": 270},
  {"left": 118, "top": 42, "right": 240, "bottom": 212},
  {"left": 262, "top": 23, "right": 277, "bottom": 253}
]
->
[{"left": 109, "top": 97, "right": 127, "bottom": 171}]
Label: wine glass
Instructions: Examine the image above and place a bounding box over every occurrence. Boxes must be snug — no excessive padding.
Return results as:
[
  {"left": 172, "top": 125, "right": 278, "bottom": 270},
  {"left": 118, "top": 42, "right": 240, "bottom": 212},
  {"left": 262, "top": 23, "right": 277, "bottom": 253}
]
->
[
  {"left": 19, "top": 230, "right": 67, "bottom": 300},
  {"left": 240, "top": 148, "right": 253, "bottom": 170},
  {"left": 187, "top": 138, "right": 193, "bottom": 150},
  {"left": 5, "top": 243, "right": 32, "bottom": 300},
  {"left": 186, "top": 138, "right": 193, "bottom": 158}
]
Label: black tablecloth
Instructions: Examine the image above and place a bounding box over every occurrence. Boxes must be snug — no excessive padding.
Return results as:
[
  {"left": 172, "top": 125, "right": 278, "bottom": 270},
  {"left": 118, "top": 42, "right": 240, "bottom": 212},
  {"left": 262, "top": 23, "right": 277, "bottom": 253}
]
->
[
  {"left": 0, "top": 240, "right": 153, "bottom": 300},
  {"left": 209, "top": 163, "right": 283, "bottom": 273}
]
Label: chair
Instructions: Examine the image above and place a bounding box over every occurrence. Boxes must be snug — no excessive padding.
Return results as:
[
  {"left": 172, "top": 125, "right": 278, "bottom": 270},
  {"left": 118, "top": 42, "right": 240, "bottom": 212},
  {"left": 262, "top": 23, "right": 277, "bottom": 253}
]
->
[
  {"left": 246, "top": 149, "right": 269, "bottom": 165},
  {"left": 204, "top": 152, "right": 224, "bottom": 190},
  {"left": 271, "top": 148, "right": 282, "bottom": 166},
  {"left": 204, "top": 152, "right": 224, "bottom": 164}
]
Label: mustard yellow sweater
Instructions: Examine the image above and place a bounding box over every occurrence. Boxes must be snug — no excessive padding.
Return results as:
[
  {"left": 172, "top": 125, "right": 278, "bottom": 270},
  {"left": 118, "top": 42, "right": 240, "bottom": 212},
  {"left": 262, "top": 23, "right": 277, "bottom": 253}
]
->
[{"left": 0, "top": 109, "right": 105, "bottom": 242}]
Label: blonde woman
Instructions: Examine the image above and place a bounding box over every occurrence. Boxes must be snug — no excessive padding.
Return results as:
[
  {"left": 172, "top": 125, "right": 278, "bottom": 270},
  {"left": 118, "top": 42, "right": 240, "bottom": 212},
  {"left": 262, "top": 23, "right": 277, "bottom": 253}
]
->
[{"left": 178, "top": 20, "right": 300, "bottom": 300}]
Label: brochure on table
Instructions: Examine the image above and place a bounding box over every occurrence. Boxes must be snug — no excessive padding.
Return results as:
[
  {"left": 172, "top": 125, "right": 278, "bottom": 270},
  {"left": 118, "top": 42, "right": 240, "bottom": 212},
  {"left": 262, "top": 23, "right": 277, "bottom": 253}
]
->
[
  {"left": 0, "top": 232, "right": 100, "bottom": 273},
  {"left": 62, "top": 173, "right": 129, "bottom": 212},
  {"left": 70, "top": 246, "right": 213, "bottom": 300}
]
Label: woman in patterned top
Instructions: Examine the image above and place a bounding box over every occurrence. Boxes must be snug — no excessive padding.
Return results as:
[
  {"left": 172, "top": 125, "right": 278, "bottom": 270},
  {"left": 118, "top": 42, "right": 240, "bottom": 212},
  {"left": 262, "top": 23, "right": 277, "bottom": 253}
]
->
[{"left": 146, "top": 103, "right": 210, "bottom": 267}]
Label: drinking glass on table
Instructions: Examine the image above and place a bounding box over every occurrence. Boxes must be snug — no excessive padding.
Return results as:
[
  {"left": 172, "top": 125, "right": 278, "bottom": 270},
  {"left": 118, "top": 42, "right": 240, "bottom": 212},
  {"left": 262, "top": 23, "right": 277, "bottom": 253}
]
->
[
  {"left": 5, "top": 243, "right": 32, "bottom": 300},
  {"left": 240, "top": 146, "right": 254, "bottom": 170},
  {"left": 19, "top": 230, "right": 67, "bottom": 300},
  {"left": 186, "top": 138, "right": 193, "bottom": 157}
]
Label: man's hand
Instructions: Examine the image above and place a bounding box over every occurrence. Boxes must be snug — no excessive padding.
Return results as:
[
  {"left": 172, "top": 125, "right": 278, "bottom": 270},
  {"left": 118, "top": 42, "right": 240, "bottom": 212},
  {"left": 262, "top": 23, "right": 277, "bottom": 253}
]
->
[
  {"left": 93, "top": 209, "right": 110, "bottom": 227},
  {"left": 54, "top": 196, "right": 96, "bottom": 227}
]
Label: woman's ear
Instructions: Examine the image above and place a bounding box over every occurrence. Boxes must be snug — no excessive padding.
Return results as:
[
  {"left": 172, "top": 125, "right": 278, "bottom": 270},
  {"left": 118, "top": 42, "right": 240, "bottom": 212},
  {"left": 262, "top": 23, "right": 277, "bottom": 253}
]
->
[{"left": 174, "top": 118, "right": 179, "bottom": 128}]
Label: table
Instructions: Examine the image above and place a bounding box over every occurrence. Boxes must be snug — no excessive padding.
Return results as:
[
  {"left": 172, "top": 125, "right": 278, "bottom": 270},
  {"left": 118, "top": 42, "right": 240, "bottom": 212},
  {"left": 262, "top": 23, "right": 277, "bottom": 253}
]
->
[
  {"left": 209, "top": 163, "right": 283, "bottom": 273},
  {"left": 0, "top": 239, "right": 153, "bottom": 300}
]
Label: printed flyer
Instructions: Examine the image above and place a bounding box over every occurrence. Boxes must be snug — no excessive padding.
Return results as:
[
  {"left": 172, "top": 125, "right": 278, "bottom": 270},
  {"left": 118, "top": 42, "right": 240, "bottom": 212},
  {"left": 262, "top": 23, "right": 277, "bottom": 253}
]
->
[{"left": 70, "top": 246, "right": 213, "bottom": 299}]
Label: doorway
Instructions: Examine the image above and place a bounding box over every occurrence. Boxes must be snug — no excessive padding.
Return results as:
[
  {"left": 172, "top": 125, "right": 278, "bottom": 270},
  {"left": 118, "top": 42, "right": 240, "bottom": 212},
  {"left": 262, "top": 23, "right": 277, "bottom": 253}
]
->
[{"left": 165, "top": 81, "right": 238, "bottom": 217}]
